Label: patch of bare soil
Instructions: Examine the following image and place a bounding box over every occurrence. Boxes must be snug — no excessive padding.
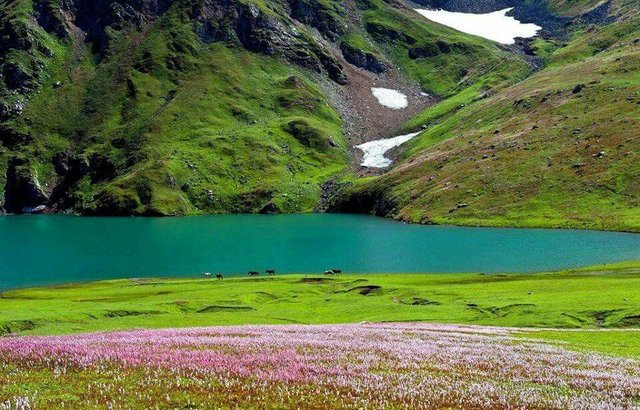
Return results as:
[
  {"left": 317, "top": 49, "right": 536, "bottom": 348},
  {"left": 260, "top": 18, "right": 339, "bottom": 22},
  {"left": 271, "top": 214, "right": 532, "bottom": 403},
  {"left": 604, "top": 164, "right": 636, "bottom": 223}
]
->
[
  {"left": 338, "top": 59, "right": 431, "bottom": 145},
  {"left": 307, "top": 1, "right": 435, "bottom": 175}
]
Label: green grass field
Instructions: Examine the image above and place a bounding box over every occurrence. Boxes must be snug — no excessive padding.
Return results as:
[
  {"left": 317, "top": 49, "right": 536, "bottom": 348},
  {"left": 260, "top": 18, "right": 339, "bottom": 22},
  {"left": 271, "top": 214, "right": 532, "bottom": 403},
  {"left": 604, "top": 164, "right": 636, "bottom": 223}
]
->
[{"left": 2, "top": 261, "right": 639, "bottom": 357}]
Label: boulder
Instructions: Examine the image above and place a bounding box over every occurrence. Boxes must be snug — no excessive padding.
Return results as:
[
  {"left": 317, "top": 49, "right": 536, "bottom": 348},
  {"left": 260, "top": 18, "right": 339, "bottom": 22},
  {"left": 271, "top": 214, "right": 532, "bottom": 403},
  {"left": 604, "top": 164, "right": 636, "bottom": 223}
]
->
[
  {"left": 340, "top": 42, "right": 386, "bottom": 74},
  {"left": 4, "top": 160, "right": 49, "bottom": 213},
  {"left": 259, "top": 201, "right": 281, "bottom": 214}
]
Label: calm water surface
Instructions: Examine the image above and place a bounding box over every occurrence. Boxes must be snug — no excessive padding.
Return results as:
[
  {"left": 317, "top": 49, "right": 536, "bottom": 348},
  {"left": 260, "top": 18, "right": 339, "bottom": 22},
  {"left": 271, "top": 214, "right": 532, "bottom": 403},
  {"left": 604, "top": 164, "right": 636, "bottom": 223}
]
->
[{"left": 1, "top": 214, "right": 639, "bottom": 289}]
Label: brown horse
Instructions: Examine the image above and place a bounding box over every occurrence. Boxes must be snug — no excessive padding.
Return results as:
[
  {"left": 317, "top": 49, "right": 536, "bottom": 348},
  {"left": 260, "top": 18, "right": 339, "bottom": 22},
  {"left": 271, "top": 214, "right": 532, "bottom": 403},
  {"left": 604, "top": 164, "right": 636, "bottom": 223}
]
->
[
  {"left": 266, "top": 270, "right": 276, "bottom": 276},
  {"left": 216, "top": 274, "right": 223, "bottom": 280},
  {"left": 248, "top": 271, "right": 259, "bottom": 277}
]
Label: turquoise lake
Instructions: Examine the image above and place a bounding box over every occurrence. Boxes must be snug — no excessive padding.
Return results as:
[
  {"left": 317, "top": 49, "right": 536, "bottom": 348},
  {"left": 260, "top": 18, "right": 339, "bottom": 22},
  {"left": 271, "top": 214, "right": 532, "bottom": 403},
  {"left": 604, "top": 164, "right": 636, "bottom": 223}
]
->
[{"left": 1, "top": 214, "right": 639, "bottom": 289}]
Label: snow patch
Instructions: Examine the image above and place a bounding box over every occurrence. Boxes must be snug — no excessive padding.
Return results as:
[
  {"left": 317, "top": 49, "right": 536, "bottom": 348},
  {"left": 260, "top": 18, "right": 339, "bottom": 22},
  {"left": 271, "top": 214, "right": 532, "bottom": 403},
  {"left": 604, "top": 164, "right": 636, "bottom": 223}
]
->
[
  {"left": 371, "top": 88, "right": 409, "bottom": 109},
  {"left": 414, "top": 8, "right": 541, "bottom": 45},
  {"left": 356, "top": 131, "right": 422, "bottom": 168}
]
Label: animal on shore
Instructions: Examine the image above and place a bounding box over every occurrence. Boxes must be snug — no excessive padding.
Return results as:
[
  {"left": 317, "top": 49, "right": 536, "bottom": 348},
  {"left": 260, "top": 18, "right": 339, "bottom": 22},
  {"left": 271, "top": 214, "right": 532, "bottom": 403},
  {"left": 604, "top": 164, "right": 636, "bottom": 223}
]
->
[
  {"left": 202, "top": 272, "right": 212, "bottom": 278},
  {"left": 248, "top": 271, "right": 259, "bottom": 277},
  {"left": 324, "top": 269, "right": 342, "bottom": 275},
  {"left": 266, "top": 269, "right": 276, "bottom": 276},
  {"left": 216, "top": 273, "right": 223, "bottom": 280}
]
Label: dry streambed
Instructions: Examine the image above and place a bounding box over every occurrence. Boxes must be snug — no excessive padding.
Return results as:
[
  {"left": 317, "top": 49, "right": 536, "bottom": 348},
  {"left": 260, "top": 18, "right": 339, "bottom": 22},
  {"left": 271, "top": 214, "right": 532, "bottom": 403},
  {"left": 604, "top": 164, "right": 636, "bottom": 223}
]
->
[{"left": 0, "top": 323, "right": 638, "bottom": 409}]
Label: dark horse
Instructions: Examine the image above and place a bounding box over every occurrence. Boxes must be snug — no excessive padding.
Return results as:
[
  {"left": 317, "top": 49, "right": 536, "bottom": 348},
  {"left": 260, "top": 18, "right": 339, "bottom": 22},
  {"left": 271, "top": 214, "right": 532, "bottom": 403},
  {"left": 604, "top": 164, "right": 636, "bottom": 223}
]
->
[
  {"left": 216, "top": 273, "right": 223, "bottom": 280},
  {"left": 248, "top": 271, "right": 259, "bottom": 277},
  {"left": 266, "top": 270, "right": 276, "bottom": 276}
]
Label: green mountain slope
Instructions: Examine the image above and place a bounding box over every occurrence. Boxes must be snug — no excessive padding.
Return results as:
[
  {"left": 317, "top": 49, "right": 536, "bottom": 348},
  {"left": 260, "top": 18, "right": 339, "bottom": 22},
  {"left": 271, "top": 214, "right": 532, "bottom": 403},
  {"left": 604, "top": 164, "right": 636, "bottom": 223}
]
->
[
  {"left": 0, "top": 0, "right": 352, "bottom": 214},
  {"left": 0, "top": 0, "right": 523, "bottom": 215},
  {"left": 328, "top": 2, "right": 640, "bottom": 232},
  {"left": 1, "top": 0, "right": 638, "bottom": 230}
]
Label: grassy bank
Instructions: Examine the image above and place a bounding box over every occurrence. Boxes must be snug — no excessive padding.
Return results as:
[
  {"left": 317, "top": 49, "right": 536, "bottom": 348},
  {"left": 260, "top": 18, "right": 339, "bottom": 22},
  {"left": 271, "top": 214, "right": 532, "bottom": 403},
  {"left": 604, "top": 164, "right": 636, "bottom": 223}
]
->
[{"left": 2, "top": 262, "right": 640, "bottom": 356}]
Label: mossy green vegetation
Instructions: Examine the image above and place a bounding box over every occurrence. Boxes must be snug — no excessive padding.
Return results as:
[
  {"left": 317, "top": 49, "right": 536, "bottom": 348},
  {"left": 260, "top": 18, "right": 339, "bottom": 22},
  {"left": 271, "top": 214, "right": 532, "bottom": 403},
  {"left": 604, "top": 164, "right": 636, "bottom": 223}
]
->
[
  {"left": 1, "top": 262, "right": 640, "bottom": 356},
  {"left": 1, "top": 0, "right": 349, "bottom": 215},
  {"left": 337, "top": 8, "right": 640, "bottom": 232}
]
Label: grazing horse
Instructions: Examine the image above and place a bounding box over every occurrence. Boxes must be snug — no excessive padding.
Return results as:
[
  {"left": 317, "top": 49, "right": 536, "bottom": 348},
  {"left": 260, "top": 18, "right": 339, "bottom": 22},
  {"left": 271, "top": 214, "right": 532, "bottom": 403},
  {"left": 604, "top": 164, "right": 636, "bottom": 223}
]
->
[
  {"left": 248, "top": 271, "right": 259, "bottom": 277},
  {"left": 202, "top": 272, "right": 212, "bottom": 278},
  {"left": 266, "top": 269, "right": 276, "bottom": 276},
  {"left": 216, "top": 273, "right": 223, "bottom": 280}
]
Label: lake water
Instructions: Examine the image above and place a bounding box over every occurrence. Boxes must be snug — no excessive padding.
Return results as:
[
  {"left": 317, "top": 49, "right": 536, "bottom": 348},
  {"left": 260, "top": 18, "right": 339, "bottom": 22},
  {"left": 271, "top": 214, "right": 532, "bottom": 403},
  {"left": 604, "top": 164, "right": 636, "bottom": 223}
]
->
[{"left": 1, "top": 214, "right": 639, "bottom": 289}]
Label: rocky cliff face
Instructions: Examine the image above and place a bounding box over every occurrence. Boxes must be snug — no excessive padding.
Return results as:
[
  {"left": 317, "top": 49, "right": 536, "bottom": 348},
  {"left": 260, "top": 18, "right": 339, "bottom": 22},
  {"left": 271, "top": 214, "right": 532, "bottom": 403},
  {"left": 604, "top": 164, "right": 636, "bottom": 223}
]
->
[{"left": 0, "top": 0, "right": 347, "bottom": 112}]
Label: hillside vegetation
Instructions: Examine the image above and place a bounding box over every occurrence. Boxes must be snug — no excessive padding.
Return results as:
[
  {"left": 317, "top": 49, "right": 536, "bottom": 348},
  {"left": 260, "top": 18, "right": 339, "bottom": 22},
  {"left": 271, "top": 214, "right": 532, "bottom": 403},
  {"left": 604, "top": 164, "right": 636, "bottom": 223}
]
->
[
  {"left": 0, "top": 0, "right": 523, "bottom": 215},
  {"left": 329, "top": 1, "right": 640, "bottom": 231},
  {"left": 1, "top": 0, "right": 638, "bottom": 230}
]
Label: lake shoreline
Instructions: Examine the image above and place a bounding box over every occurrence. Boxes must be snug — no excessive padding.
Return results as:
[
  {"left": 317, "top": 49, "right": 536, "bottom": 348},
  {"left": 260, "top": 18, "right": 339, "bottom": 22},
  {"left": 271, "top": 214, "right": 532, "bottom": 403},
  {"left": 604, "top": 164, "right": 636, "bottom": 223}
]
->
[
  {"left": 2, "top": 210, "right": 640, "bottom": 234},
  {"left": 3, "top": 259, "right": 640, "bottom": 293},
  {"left": 2, "top": 214, "right": 639, "bottom": 290},
  {"left": 1, "top": 261, "right": 639, "bottom": 334}
]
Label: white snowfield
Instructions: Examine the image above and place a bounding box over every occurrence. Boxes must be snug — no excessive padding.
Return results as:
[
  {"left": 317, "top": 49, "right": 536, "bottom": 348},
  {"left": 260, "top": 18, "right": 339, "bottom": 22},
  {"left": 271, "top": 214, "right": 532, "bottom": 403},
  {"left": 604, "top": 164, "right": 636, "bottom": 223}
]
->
[
  {"left": 414, "top": 8, "right": 541, "bottom": 45},
  {"left": 371, "top": 88, "right": 409, "bottom": 109},
  {"left": 356, "top": 131, "right": 422, "bottom": 168}
]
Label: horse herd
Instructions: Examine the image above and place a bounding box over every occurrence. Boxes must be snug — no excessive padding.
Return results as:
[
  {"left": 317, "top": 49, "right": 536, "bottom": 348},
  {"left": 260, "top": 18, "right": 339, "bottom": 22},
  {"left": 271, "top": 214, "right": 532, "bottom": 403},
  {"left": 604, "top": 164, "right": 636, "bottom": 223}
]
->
[{"left": 201, "top": 269, "right": 342, "bottom": 280}]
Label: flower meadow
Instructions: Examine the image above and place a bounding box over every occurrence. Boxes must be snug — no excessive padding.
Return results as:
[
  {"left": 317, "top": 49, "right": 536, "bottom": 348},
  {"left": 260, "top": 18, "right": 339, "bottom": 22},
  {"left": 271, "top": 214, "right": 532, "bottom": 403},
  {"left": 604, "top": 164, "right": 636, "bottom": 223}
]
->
[{"left": 0, "top": 323, "right": 638, "bottom": 409}]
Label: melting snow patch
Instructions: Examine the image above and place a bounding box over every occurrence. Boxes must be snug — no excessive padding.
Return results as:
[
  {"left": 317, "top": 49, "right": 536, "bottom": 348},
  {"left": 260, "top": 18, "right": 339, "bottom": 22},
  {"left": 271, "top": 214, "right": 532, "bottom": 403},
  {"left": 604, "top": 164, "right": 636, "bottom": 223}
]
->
[
  {"left": 414, "top": 8, "right": 541, "bottom": 45},
  {"left": 356, "top": 131, "right": 422, "bottom": 168},
  {"left": 371, "top": 88, "right": 409, "bottom": 109}
]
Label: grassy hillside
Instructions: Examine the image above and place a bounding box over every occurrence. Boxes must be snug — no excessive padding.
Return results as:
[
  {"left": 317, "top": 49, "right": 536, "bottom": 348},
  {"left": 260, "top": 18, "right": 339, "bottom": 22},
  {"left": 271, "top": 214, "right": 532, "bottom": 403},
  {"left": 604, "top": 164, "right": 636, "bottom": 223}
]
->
[
  {"left": 2, "top": 0, "right": 638, "bottom": 231},
  {"left": 0, "top": 0, "right": 531, "bottom": 216},
  {"left": 331, "top": 5, "right": 640, "bottom": 231},
  {"left": 357, "top": 0, "right": 530, "bottom": 96},
  {"left": 1, "top": 0, "right": 353, "bottom": 215}
]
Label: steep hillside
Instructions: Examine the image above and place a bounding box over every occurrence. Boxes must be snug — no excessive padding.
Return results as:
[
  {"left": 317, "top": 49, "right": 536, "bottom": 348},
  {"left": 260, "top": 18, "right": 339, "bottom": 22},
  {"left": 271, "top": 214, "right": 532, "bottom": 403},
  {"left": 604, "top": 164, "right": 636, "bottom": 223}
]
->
[
  {"left": 329, "top": 1, "right": 640, "bottom": 231},
  {"left": 1, "top": 0, "right": 638, "bottom": 229},
  {"left": 0, "top": 0, "right": 524, "bottom": 215},
  {"left": 0, "top": 0, "right": 353, "bottom": 215}
]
